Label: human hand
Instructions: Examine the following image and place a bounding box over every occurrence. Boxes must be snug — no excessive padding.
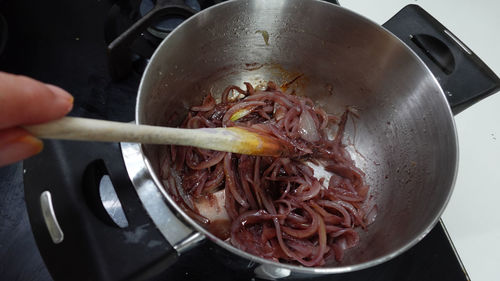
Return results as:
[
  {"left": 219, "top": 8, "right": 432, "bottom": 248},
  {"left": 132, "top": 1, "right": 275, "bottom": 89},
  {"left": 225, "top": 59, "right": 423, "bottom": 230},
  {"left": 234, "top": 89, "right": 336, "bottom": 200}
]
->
[{"left": 0, "top": 72, "right": 73, "bottom": 167}]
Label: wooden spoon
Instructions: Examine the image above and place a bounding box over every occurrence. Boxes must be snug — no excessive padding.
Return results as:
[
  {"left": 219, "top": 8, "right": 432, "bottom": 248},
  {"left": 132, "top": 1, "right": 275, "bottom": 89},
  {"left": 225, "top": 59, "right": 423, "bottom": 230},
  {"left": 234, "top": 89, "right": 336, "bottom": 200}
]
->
[{"left": 23, "top": 117, "right": 288, "bottom": 157}]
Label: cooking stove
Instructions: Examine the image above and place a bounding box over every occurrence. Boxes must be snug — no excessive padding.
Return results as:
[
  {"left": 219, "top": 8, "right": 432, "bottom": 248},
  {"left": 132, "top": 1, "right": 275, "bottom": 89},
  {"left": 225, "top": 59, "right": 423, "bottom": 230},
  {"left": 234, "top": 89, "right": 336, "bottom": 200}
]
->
[{"left": 0, "top": 0, "right": 470, "bottom": 280}]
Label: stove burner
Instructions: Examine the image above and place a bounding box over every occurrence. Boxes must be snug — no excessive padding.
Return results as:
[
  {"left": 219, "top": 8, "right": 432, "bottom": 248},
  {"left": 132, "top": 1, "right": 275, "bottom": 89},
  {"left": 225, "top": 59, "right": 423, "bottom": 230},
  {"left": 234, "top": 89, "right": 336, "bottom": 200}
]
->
[
  {"left": 106, "top": 0, "right": 223, "bottom": 80},
  {"left": 139, "top": 0, "right": 201, "bottom": 38}
]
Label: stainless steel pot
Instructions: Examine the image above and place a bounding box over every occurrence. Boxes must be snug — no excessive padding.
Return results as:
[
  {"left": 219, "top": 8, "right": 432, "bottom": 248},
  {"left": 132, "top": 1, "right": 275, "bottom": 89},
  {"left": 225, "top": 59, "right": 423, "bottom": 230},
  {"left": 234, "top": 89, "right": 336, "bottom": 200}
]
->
[{"left": 126, "top": 0, "right": 500, "bottom": 277}]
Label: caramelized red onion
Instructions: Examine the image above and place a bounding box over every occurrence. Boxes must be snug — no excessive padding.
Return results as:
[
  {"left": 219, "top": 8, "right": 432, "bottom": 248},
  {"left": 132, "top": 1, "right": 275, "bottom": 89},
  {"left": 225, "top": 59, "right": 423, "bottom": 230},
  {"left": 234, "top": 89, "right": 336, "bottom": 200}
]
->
[{"left": 160, "top": 82, "right": 373, "bottom": 267}]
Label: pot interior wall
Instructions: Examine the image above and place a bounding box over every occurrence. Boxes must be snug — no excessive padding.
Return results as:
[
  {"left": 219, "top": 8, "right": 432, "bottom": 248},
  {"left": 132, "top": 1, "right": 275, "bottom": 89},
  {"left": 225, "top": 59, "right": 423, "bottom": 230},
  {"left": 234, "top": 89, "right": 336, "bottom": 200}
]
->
[{"left": 137, "top": 0, "right": 457, "bottom": 268}]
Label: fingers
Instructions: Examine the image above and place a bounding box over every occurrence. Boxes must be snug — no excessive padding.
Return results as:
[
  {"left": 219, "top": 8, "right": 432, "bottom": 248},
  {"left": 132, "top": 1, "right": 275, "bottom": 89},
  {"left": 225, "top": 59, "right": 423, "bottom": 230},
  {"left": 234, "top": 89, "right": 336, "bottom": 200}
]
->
[
  {"left": 0, "top": 72, "right": 74, "bottom": 129},
  {"left": 0, "top": 72, "right": 73, "bottom": 166},
  {"left": 0, "top": 127, "right": 43, "bottom": 167}
]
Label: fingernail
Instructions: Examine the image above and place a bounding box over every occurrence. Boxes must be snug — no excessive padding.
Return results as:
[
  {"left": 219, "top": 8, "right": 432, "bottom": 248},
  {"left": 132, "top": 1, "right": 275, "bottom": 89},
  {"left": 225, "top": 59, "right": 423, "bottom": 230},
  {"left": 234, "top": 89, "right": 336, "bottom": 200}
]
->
[
  {"left": 45, "top": 84, "right": 74, "bottom": 112},
  {"left": 0, "top": 135, "right": 43, "bottom": 166}
]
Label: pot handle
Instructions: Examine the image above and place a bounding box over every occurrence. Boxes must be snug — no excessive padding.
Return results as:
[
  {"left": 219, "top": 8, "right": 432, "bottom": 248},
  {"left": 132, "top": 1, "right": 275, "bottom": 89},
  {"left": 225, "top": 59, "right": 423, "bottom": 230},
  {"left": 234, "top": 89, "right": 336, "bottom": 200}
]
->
[
  {"left": 382, "top": 4, "right": 500, "bottom": 114},
  {"left": 23, "top": 140, "right": 182, "bottom": 281},
  {"left": 107, "top": 2, "right": 197, "bottom": 80}
]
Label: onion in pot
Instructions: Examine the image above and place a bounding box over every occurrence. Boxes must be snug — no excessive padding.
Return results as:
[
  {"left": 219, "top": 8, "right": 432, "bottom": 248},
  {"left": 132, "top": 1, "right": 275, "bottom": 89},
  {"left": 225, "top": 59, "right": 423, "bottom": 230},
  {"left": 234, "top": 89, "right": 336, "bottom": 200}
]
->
[
  {"left": 162, "top": 82, "right": 372, "bottom": 266},
  {"left": 298, "top": 109, "right": 320, "bottom": 142}
]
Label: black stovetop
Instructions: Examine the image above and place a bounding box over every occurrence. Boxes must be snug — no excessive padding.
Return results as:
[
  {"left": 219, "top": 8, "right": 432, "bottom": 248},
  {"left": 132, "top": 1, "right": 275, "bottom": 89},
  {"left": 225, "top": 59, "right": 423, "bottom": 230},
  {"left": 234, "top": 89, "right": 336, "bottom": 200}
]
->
[{"left": 0, "top": 0, "right": 468, "bottom": 280}]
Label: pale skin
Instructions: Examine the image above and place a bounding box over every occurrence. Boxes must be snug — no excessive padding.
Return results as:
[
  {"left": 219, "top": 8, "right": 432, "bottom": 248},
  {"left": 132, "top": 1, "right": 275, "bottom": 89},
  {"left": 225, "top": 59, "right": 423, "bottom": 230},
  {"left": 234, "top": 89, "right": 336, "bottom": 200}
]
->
[{"left": 0, "top": 72, "right": 73, "bottom": 167}]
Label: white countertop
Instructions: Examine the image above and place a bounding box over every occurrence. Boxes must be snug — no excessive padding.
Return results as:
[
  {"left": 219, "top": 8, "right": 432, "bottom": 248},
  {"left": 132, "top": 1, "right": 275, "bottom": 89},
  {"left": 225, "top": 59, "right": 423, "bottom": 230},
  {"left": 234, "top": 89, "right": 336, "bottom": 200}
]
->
[{"left": 341, "top": 0, "right": 500, "bottom": 280}]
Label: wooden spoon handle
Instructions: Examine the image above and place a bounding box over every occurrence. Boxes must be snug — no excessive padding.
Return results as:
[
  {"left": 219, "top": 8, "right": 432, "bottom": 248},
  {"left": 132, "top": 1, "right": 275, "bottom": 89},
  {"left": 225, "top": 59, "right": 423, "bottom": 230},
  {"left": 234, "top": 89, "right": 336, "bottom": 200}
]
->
[{"left": 23, "top": 117, "right": 285, "bottom": 156}]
